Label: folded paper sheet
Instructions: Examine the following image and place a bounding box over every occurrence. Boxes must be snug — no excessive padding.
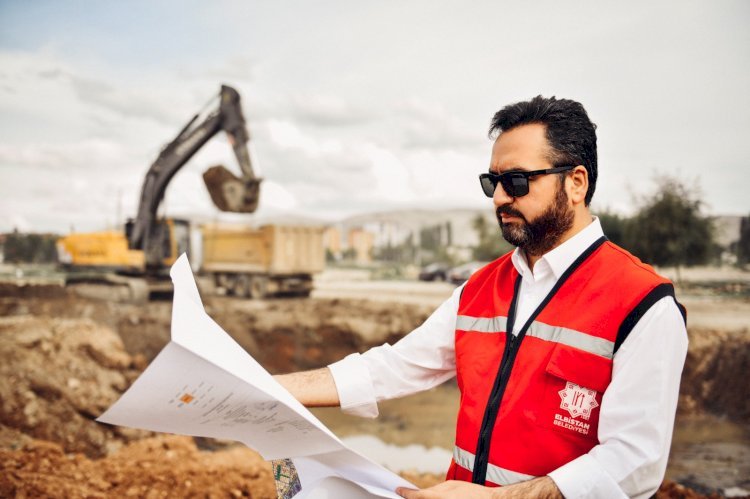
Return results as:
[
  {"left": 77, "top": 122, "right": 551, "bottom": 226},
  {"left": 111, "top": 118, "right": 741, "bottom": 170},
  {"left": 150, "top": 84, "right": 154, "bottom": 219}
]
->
[{"left": 98, "top": 254, "right": 414, "bottom": 499}]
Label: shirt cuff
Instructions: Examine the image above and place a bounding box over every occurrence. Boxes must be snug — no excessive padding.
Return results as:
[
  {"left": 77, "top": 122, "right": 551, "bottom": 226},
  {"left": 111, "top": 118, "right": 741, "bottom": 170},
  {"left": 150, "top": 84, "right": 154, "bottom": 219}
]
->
[
  {"left": 328, "top": 353, "right": 379, "bottom": 418},
  {"left": 548, "top": 453, "right": 626, "bottom": 499}
]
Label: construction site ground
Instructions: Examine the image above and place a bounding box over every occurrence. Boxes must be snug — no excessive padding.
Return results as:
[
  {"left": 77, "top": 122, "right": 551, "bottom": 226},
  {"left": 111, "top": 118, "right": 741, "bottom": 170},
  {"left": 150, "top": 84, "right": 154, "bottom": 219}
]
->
[{"left": 0, "top": 266, "right": 748, "bottom": 498}]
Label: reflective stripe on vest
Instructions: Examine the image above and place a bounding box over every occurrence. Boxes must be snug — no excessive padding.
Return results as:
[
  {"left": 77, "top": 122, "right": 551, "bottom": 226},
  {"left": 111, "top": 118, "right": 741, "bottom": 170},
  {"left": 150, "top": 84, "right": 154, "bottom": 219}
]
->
[
  {"left": 456, "top": 315, "right": 615, "bottom": 360},
  {"left": 453, "top": 446, "right": 536, "bottom": 486}
]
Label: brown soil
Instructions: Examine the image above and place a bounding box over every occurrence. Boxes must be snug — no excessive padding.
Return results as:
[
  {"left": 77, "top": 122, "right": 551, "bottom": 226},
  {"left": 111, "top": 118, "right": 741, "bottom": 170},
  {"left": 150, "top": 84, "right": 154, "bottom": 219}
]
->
[
  {"left": 0, "top": 289, "right": 434, "bottom": 371},
  {"left": 0, "top": 435, "right": 276, "bottom": 499},
  {"left": 0, "top": 282, "right": 748, "bottom": 498},
  {"left": 0, "top": 438, "right": 731, "bottom": 499}
]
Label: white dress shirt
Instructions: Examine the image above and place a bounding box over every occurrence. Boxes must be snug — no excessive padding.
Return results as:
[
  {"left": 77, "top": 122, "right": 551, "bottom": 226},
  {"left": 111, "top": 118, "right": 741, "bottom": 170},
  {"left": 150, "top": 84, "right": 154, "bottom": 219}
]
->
[{"left": 328, "top": 217, "right": 688, "bottom": 499}]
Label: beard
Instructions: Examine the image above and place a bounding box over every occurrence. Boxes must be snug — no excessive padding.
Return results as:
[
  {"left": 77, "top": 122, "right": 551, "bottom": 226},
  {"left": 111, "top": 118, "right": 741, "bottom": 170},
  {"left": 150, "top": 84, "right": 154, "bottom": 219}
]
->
[{"left": 496, "top": 185, "right": 574, "bottom": 257}]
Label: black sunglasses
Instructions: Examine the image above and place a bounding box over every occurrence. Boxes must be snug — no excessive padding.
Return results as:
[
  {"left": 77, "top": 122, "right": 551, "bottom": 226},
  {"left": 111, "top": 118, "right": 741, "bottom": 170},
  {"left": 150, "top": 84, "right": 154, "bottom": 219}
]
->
[{"left": 479, "top": 165, "right": 576, "bottom": 198}]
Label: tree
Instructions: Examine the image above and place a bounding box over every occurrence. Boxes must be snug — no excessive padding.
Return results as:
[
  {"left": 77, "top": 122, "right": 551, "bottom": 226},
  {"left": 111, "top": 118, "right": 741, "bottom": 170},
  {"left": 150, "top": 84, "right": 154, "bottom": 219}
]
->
[
  {"left": 625, "top": 176, "right": 716, "bottom": 280},
  {"left": 596, "top": 209, "right": 627, "bottom": 248},
  {"left": 2, "top": 230, "right": 59, "bottom": 263},
  {"left": 419, "top": 222, "right": 455, "bottom": 265},
  {"left": 472, "top": 214, "right": 514, "bottom": 261}
]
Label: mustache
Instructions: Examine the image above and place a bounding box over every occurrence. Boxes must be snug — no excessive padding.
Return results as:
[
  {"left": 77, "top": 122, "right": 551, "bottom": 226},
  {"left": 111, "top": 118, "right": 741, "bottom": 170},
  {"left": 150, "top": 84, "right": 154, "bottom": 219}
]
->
[{"left": 496, "top": 205, "right": 526, "bottom": 221}]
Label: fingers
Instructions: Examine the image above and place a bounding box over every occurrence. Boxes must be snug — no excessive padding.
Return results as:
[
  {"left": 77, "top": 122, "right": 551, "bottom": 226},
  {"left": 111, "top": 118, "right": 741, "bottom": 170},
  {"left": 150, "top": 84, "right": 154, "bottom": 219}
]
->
[
  {"left": 396, "top": 482, "right": 459, "bottom": 498},
  {"left": 396, "top": 481, "right": 494, "bottom": 499},
  {"left": 396, "top": 487, "right": 421, "bottom": 498}
]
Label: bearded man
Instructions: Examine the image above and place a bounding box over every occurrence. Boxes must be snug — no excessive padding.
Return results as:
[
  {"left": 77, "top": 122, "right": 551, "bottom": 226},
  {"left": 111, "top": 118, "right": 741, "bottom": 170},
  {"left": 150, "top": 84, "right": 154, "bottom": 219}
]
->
[{"left": 276, "top": 96, "right": 688, "bottom": 499}]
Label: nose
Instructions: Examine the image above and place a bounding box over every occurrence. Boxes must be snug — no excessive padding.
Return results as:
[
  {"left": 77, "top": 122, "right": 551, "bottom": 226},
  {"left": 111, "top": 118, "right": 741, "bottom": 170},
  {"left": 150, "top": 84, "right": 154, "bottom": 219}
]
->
[{"left": 492, "top": 183, "right": 514, "bottom": 207}]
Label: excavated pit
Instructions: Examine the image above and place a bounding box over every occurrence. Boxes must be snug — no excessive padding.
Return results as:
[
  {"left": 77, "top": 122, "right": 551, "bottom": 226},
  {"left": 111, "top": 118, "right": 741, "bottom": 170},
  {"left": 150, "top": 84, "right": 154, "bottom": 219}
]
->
[{"left": 0, "top": 283, "right": 748, "bottom": 497}]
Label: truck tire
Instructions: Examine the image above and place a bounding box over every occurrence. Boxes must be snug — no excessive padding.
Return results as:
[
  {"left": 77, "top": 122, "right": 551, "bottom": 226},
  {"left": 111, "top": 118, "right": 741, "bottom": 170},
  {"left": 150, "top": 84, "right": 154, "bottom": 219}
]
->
[
  {"left": 247, "top": 275, "right": 268, "bottom": 299},
  {"left": 232, "top": 274, "right": 249, "bottom": 298},
  {"left": 235, "top": 274, "right": 268, "bottom": 299},
  {"left": 127, "top": 279, "right": 150, "bottom": 303}
]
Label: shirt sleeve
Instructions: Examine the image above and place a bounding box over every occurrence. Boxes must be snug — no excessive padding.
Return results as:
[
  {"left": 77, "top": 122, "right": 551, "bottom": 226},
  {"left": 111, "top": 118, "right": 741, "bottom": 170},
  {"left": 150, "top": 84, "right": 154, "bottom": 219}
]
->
[
  {"left": 548, "top": 296, "right": 688, "bottom": 499},
  {"left": 328, "top": 284, "right": 462, "bottom": 418}
]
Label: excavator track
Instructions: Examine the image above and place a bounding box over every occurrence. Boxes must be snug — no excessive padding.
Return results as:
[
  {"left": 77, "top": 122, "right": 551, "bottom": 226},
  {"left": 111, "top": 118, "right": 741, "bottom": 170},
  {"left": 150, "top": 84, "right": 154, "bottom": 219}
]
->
[{"left": 65, "top": 273, "right": 150, "bottom": 304}]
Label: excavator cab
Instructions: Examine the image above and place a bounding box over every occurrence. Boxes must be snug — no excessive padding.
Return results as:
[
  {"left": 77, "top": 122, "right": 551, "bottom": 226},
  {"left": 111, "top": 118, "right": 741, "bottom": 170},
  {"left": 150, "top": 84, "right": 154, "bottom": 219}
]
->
[{"left": 125, "top": 218, "right": 191, "bottom": 272}]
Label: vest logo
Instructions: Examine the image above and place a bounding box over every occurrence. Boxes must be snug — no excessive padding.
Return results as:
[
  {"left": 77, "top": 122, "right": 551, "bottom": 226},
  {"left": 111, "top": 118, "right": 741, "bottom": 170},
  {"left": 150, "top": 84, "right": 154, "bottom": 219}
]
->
[{"left": 558, "top": 381, "right": 599, "bottom": 420}]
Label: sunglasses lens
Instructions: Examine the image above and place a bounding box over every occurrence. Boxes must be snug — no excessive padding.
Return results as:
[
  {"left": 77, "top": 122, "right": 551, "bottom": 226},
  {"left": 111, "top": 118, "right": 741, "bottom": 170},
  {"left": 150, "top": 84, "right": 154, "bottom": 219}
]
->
[
  {"left": 510, "top": 175, "right": 529, "bottom": 197},
  {"left": 480, "top": 176, "right": 496, "bottom": 197},
  {"left": 497, "top": 175, "right": 528, "bottom": 197}
]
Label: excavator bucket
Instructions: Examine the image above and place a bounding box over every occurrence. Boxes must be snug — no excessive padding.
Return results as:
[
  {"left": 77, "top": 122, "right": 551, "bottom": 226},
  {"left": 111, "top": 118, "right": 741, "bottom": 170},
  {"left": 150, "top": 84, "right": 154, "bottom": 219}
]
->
[{"left": 203, "top": 165, "right": 261, "bottom": 213}]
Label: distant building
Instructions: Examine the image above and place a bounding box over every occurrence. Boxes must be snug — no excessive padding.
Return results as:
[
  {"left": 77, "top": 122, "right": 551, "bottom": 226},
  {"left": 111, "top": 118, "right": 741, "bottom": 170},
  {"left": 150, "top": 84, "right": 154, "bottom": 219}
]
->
[
  {"left": 347, "top": 228, "right": 374, "bottom": 265},
  {"left": 338, "top": 208, "right": 491, "bottom": 265},
  {"left": 323, "top": 226, "right": 342, "bottom": 259}
]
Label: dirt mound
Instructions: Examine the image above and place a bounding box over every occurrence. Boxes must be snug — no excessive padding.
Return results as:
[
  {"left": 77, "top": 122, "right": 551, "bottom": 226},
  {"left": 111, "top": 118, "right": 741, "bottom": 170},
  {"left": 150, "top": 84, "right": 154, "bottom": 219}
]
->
[
  {"left": 679, "top": 327, "right": 750, "bottom": 422},
  {"left": 0, "top": 292, "right": 434, "bottom": 372},
  {"left": 0, "top": 435, "right": 276, "bottom": 499},
  {"left": 3, "top": 290, "right": 750, "bottom": 421},
  {"left": 210, "top": 297, "right": 434, "bottom": 373},
  {"left": 0, "top": 293, "right": 173, "bottom": 362},
  {"left": 0, "top": 315, "right": 149, "bottom": 457}
]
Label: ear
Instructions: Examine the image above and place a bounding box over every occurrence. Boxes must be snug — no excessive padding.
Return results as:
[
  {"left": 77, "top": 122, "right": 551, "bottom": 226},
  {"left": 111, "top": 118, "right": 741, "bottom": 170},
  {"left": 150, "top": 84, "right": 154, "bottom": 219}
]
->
[{"left": 567, "top": 165, "right": 588, "bottom": 205}]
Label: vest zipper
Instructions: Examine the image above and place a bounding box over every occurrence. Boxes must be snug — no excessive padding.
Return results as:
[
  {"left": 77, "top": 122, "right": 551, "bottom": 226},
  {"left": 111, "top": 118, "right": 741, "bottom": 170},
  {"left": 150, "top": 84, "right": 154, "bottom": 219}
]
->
[
  {"left": 471, "top": 331, "right": 525, "bottom": 485},
  {"left": 469, "top": 236, "right": 607, "bottom": 485},
  {"left": 470, "top": 295, "right": 525, "bottom": 484}
]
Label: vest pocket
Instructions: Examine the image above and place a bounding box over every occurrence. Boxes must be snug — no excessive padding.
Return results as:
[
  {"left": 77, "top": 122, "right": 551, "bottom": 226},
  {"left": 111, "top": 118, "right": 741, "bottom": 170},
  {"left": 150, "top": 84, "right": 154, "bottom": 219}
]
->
[{"left": 534, "top": 344, "right": 612, "bottom": 439}]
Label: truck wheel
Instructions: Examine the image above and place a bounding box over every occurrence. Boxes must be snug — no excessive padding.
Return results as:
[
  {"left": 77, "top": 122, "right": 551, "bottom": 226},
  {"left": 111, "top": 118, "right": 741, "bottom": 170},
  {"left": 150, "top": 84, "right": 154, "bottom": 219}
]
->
[
  {"left": 233, "top": 274, "right": 249, "bottom": 298},
  {"left": 127, "top": 279, "right": 150, "bottom": 303},
  {"left": 226, "top": 275, "right": 240, "bottom": 296},
  {"left": 236, "top": 274, "right": 268, "bottom": 299},
  {"left": 247, "top": 275, "right": 268, "bottom": 299}
]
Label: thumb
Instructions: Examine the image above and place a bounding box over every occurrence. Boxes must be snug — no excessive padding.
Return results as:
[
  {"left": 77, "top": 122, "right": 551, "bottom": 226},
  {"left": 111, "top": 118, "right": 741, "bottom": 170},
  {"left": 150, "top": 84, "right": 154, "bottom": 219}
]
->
[{"left": 396, "top": 486, "right": 421, "bottom": 498}]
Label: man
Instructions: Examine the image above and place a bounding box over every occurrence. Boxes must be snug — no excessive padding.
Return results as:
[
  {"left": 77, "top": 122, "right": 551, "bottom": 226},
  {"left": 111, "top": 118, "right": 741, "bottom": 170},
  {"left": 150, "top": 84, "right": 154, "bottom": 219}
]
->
[{"left": 276, "top": 96, "right": 688, "bottom": 498}]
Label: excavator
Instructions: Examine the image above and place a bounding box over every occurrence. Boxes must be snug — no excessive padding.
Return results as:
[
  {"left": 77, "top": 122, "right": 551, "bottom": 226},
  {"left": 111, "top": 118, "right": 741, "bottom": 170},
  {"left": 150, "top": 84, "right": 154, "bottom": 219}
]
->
[{"left": 57, "top": 84, "right": 262, "bottom": 301}]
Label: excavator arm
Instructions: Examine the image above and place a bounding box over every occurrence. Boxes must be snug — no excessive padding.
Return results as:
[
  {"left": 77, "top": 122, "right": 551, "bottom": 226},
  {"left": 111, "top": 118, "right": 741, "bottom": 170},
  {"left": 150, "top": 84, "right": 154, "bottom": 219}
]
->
[{"left": 127, "top": 85, "right": 261, "bottom": 265}]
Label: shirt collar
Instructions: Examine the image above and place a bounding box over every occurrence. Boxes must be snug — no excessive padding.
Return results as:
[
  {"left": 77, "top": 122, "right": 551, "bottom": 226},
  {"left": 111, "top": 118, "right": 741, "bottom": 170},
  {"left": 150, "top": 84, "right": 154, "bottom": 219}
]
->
[{"left": 511, "top": 216, "right": 604, "bottom": 281}]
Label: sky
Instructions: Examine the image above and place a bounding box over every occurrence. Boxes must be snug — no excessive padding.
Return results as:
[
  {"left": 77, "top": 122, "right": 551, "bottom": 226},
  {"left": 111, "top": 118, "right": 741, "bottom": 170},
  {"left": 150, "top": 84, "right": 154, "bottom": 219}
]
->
[{"left": 1, "top": 0, "right": 748, "bottom": 233}]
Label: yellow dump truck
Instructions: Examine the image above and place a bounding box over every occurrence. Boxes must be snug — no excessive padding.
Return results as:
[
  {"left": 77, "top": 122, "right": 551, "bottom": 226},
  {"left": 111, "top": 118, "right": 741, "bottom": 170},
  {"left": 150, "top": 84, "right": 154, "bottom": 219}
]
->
[{"left": 199, "top": 224, "right": 325, "bottom": 298}]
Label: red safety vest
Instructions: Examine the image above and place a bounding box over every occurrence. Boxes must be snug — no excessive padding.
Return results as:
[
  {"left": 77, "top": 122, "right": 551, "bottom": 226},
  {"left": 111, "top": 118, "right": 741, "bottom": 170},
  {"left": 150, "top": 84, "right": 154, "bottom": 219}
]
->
[{"left": 446, "top": 237, "right": 685, "bottom": 486}]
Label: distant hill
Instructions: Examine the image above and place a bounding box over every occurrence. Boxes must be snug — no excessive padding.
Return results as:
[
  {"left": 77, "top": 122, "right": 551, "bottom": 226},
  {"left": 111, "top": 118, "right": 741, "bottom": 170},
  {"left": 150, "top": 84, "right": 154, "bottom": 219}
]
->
[{"left": 337, "top": 207, "right": 494, "bottom": 248}]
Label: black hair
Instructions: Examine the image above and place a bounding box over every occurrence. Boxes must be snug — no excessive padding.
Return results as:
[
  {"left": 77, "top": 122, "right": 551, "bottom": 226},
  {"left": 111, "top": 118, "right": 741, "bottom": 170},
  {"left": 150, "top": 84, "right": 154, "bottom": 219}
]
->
[{"left": 489, "top": 95, "right": 598, "bottom": 206}]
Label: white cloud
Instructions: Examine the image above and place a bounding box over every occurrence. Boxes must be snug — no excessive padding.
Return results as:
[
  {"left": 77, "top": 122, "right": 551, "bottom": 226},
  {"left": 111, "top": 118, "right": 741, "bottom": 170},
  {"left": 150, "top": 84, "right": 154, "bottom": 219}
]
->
[
  {"left": 266, "top": 119, "right": 343, "bottom": 156},
  {"left": 3, "top": 214, "right": 32, "bottom": 233},
  {"left": 260, "top": 180, "right": 298, "bottom": 211},
  {"left": 0, "top": 138, "right": 128, "bottom": 171},
  {"left": 364, "top": 145, "right": 415, "bottom": 203}
]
